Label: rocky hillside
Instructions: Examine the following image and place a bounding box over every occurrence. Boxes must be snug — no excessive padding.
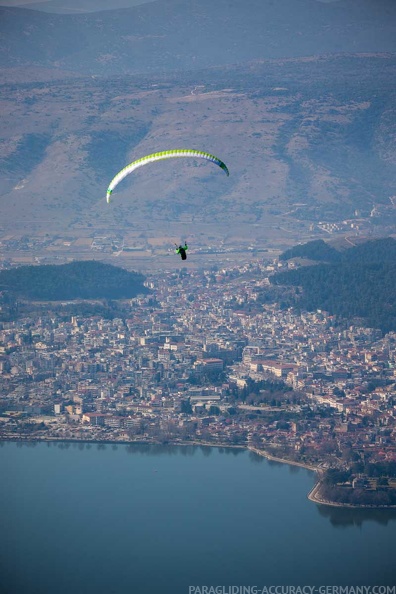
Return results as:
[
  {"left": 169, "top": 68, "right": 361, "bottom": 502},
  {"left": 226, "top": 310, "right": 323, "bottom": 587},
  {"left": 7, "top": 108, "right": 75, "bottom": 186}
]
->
[{"left": 1, "top": 55, "right": 395, "bottom": 239}]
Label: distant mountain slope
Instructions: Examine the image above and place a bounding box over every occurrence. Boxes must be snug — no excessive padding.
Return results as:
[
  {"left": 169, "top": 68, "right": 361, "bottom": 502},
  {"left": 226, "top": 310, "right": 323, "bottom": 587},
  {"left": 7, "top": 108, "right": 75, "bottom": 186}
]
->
[
  {"left": 271, "top": 237, "right": 396, "bottom": 333},
  {"left": 0, "top": 261, "right": 148, "bottom": 300},
  {"left": 1, "top": 0, "right": 396, "bottom": 75},
  {"left": 1, "top": 54, "right": 395, "bottom": 234}
]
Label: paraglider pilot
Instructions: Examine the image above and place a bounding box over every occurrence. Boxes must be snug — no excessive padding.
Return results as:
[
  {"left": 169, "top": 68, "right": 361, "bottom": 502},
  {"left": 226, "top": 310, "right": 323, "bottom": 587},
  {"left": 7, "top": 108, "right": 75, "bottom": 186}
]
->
[{"left": 175, "top": 242, "right": 188, "bottom": 260}]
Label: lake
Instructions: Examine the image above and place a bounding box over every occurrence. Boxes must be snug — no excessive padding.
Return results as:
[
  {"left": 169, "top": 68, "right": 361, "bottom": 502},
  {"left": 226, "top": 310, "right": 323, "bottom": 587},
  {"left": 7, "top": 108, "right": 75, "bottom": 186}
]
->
[{"left": 1, "top": 441, "right": 396, "bottom": 594}]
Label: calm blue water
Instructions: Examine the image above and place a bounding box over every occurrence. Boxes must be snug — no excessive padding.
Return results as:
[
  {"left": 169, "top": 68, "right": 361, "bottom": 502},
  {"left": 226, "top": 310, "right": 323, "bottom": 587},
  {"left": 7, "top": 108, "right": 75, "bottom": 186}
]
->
[{"left": 1, "top": 441, "right": 396, "bottom": 594}]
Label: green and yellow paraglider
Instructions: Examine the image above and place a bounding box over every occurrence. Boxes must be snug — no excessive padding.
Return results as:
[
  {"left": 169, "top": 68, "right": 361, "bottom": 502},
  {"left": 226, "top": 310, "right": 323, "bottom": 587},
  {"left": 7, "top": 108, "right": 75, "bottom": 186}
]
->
[{"left": 106, "top": 149, "right": 229, "bottom": 203}]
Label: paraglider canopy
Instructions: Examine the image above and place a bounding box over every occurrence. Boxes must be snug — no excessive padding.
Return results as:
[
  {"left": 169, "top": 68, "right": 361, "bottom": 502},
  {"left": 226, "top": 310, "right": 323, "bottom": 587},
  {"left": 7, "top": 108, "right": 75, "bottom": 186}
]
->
[{"left": 106, "top": 149, "right": 229, "bottom": 203}]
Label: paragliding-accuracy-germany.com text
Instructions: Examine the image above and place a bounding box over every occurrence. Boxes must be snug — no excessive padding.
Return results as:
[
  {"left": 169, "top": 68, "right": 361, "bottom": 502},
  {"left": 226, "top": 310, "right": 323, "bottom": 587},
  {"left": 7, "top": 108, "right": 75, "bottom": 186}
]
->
[{"left": 188, "top": 586, "right": 396, "bottom": 594}]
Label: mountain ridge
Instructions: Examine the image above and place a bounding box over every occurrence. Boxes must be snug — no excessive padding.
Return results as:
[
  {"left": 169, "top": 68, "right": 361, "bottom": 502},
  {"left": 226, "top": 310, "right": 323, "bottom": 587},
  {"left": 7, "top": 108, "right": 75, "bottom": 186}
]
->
[
  {"left": 1, "top": 54, "right": 396, "bottom": 242},
  {"left": 1, "top": 1, "right": 396, "bottom": 246},
  {"left": 1, "top": 0, "right": 396, "bottom": 75}
]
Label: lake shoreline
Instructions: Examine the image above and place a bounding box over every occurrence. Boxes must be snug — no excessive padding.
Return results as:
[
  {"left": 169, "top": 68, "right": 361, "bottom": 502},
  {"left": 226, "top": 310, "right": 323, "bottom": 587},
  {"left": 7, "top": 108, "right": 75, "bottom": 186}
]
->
[{"left": 2, "top": 435, "right": 395, "bottom": 509}]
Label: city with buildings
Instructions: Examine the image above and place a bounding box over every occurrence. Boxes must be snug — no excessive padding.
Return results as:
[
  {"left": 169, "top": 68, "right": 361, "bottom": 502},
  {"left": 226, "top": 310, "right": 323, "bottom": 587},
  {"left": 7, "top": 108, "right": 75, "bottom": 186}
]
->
[{"left": 1, "top": 258, "right": 396, "bottom": 502}]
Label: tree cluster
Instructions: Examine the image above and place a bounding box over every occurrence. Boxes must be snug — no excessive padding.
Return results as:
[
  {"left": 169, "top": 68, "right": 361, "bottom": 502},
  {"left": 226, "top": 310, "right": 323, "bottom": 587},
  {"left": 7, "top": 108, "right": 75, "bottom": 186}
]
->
[
  {"left": 279, "top": 239, "right": 341, "bottom": 263},
  {"left": 0, "top": 261, "right": 148, "bottom": 301},
  {"left": 320, "top": 484, "right": 396, "bottom": 506},
  {"left": 271, "top": 238, "right": 396, "bottom": 333}
]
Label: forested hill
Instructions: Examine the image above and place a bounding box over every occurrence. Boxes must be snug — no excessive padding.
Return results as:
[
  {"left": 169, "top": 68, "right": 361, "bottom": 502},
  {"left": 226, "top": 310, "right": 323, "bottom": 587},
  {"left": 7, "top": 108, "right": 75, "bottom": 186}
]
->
[
  {"left": 0, "top": 261, "right": 148, "bottom": 301},
  {"left": 279, "top": 237, "right": 396, "bottom": 264},
  {"left": 271, "top": 238, "right": 396, "bottom": 333},
  {"left": 279, "top": 239, "right": 342, "bottom": 263}
]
